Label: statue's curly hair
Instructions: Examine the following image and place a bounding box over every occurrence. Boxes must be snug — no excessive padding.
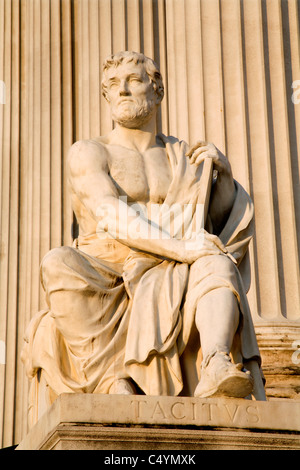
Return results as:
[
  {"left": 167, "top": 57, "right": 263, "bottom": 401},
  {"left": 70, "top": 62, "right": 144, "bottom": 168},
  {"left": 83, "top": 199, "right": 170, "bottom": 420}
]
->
[{"left": 101, "top": 51, "right": 164, "bottom": 103}]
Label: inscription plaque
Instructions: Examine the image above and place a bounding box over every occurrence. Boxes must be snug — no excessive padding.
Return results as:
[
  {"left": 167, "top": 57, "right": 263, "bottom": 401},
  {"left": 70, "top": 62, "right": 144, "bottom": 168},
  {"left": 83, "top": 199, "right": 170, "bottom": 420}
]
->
[{"left": 129, "top": 397, "right": 260, "bottom": 428}]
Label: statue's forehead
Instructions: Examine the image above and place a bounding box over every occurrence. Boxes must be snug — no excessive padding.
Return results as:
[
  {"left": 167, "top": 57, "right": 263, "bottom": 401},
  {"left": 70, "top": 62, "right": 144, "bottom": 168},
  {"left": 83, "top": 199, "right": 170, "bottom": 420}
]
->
[{"left": 105, "top": 61, "right": 148, "bottom": 80}]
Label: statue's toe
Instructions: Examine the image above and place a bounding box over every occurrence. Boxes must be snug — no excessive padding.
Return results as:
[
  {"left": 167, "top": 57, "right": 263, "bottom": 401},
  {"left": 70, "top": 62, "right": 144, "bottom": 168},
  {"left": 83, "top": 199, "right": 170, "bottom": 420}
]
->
[{"left": 109, "top": 379, "right": 136, "bottom": 395}]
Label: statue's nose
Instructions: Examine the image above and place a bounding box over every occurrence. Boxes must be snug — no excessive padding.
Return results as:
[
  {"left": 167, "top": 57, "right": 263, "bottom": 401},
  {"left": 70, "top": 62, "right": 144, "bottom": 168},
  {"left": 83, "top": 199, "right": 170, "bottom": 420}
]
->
[{"left": 119, "top": 79, "right": 130, "bottom": 96}]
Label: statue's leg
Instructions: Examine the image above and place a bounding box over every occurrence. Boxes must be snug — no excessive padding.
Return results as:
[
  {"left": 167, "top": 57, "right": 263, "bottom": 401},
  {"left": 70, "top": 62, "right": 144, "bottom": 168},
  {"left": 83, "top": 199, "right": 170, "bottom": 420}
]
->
[
  {"left": 191, "top": 254, "right": 254, "bottom": 398},
  {"left": 40, "top": 246, "right": 134, "bottom": 394},
  {"left": 41, "top": 246, "right": 124, "bottom": 352},
  {"left": 195, "top": 287, "right": 239, "bottom": 359}
]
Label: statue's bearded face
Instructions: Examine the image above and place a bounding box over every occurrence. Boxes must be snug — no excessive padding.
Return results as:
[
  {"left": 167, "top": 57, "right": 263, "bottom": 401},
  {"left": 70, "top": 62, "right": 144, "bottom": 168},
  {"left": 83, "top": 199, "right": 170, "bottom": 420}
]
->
[{"left": 105, "top": 62, "right": 159, "bottom": 128}]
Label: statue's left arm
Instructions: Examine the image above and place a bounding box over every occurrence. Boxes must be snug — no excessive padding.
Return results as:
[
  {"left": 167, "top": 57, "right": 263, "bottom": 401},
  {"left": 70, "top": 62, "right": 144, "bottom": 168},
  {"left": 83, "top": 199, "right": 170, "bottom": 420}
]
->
[{"left": 186, "top": 141, "right": 236, "bottom": 234}]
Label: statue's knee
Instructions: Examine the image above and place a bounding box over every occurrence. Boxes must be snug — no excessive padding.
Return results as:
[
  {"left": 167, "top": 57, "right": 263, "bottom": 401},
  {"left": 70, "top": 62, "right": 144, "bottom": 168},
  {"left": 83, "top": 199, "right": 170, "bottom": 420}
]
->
[
  {"left": 41, "top": 246, "right": 74, "bottom": 285},
  {"left": 209, "top": 254, "right": 236, "bottom": 275},
  {"left": 193, "top": 253, "right": 237, "bottom": 278}
]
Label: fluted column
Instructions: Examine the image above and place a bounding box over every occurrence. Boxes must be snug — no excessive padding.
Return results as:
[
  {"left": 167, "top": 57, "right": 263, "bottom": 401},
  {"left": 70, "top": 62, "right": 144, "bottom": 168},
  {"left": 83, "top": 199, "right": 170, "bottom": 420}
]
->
[
  {"left": 0, "top": 0, "right": 73, "bottom": 448},
  {"left": 0, "top": 0, "right": 20, "bottom": 448}
]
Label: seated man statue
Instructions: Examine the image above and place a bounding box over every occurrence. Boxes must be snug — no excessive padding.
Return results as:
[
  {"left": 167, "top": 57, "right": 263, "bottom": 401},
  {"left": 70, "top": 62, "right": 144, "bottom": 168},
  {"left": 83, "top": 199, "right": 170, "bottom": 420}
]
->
[{"left": 22, "top": 51, "right": 265, "bottom": 423}]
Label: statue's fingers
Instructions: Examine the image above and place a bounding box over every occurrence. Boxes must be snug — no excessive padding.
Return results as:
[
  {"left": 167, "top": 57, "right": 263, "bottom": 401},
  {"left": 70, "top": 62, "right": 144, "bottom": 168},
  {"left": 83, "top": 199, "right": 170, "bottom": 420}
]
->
[
  {"left": 189, "top": 147, "right": 210, "bottom": 164},
  {"left": 192, "top": 154, "right": 206, "bottom": 166},
  {"left": 194, "top": 153, "right": 214, "bottom": 166},
  {"left": 186, "top": 140, "right": 207, "bottom": 158}
]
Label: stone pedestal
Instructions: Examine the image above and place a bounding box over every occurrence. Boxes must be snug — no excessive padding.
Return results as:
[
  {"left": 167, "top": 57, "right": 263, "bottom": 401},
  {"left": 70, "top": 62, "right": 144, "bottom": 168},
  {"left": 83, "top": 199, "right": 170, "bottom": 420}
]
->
[{"left": 17, "top": 394, "right": 300, "bottom": 450}]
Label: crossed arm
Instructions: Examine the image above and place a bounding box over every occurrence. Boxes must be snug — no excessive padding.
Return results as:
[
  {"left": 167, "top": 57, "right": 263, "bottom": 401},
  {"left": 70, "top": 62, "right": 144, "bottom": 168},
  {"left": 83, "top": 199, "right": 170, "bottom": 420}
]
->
[{"left": 68, "top": 139, "right": 235, "bottom": 263}]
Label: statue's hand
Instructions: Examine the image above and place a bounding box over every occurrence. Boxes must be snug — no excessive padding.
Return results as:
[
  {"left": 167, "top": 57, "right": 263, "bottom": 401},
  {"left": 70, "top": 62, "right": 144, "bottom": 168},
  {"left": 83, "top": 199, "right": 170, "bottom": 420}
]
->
[
  {"left": 177, "top": 231, "right": 236, "bottom": 265},
  {"left": 186, "top": 141, "right": 231, "bottom": 177}
]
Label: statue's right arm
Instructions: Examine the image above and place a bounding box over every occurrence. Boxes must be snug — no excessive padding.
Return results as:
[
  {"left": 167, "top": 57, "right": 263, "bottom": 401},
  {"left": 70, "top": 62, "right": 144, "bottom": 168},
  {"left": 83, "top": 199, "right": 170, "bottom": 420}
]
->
[{"left": 67, "top": 140, "right": 208, "bottom": 264}]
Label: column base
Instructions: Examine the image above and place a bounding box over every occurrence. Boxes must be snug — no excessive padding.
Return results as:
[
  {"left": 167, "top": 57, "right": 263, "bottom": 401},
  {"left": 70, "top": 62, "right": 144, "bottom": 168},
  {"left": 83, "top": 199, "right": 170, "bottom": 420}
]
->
[{"left": 255, "top": 323, "right": 300, "bottom": 400}]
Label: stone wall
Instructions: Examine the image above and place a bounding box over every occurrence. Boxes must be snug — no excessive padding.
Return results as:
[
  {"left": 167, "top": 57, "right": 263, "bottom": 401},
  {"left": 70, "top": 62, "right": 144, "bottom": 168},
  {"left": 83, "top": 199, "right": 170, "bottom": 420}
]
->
[{"left": 0, "top": 0, "right": 299, "bottom": 448}]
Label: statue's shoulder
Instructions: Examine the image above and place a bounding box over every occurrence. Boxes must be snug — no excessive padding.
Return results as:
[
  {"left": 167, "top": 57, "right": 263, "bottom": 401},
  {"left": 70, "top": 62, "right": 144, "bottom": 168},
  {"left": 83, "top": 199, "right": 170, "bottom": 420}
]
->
[
  {"left": 157, "top": 133, "right": 181, "bottom": 146},
  {"left": 67, "top": 138, "right": 109, "bottom": 176},
  {"left": 68, "top": 137, "right": 108, "bottom": 156},
  {"left": 157, "top": 133, "right": 188, "bottom": 153}
]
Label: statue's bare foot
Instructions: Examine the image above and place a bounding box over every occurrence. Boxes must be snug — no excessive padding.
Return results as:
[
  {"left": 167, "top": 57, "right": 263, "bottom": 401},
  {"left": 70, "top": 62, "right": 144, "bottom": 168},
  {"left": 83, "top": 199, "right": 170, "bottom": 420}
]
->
[
  {"left": 109, "top": 379, "right": 136, "bottom": 395},
  {"left": 194, "top": 351, "right": 253, "bottom": 398}
]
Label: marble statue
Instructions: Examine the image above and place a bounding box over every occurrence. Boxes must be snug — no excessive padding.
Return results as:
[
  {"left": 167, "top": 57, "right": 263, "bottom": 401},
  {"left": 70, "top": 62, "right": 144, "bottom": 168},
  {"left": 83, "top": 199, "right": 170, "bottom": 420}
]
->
[{"left": 22, "top": 51, "right": 265, "bottom": 423}]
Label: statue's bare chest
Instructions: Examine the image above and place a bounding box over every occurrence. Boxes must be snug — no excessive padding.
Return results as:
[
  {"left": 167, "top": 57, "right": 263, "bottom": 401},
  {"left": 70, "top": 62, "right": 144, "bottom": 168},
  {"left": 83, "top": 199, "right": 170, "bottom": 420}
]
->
[{"left": 107, "top": 145, "right": 172, "bottom": 204}]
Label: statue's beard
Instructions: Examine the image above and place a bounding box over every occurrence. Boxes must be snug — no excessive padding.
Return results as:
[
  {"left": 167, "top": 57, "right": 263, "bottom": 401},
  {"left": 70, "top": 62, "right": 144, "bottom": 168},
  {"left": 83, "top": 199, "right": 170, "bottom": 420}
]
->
[{"left": 112, "top": 98, "right": 155, "bottom": 129}]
